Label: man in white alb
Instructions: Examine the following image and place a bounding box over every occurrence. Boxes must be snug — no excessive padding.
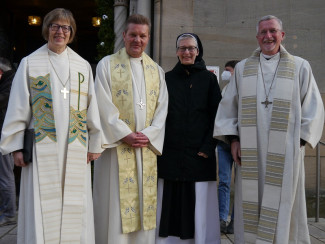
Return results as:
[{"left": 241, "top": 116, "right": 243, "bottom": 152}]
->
[
  {"left": 213, "top": 15, "right": 324, "bottom": 244},
  {"left": 93, "top": 14, "right": 168, "bottom": 244}
]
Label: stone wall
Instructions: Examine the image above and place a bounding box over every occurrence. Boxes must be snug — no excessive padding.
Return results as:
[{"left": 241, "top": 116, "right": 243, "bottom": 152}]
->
[
  {"left": 154, "top": 0, "right": 325, "bottom": 193},
  {"left": 156, "top": 0, "right": 325, "bottom": 92}
]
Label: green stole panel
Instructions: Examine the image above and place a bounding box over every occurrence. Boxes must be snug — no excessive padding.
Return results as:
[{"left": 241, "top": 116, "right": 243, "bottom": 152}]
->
[
  {"left": 240, "top": 46, "right": 295, "bottom": 243},
  {"left": 110, "top": 48, "right": 160, "bottom": 233},
  {"left": 28, "top": 45, "right": 89, "bottom": 243}
]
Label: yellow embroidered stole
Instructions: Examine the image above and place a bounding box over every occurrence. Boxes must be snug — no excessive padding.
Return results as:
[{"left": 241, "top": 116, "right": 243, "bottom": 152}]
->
[
  {"left": 241, "top": 46, "right": 295, "bottom": 243},
  {"left": 28, "top": 45, "right": 89, "bottom": 243},
  {"left": 110, "top": 48, "right": 160, "bottom": 233}
]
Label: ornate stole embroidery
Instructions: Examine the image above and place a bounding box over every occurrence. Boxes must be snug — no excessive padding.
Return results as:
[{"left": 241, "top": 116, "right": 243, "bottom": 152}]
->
[
  {"left": 110, "top": 48, "right": 160, "bottom": 233},
  {"left": 28, "top": 45, "right": 89, "bottom": 243},
  {"left": 241, "top": 47, "right": 295, "bottom": 243}
]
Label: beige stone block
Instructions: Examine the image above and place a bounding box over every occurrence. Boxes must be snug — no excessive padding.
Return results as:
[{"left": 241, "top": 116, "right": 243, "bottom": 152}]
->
[
  {"left": 162, "top": 1, "right": 193, "bottom": 26},
  {"left": 290, "top": 1, "right": 325, "bottom": 29},
  {"left": 305, "top": 156, "right": 317, "bottom": 190},
  {"left": 158, "top": 0, "right": 325, "bottom": 93}
]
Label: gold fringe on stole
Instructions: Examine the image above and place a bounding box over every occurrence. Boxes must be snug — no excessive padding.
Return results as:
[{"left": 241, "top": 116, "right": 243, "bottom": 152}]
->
[
  {"left": 28, "top": 45, "right": 88, "bottom": 243},
  {"left": 110, "top": 48, "right": 160, "bottom": 233},
  {"left": 240, "top": 46, "right": 295, "bottom": 243}
]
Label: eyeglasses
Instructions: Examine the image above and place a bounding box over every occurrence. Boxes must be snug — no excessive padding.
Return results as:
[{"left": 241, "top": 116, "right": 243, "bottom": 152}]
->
[
  {"left": 49, "top": 23, "right": 71, "bottom": 33},
  {"left": 177, "top": 46, "right": 197, "bottom": 53},
  {"left": 258, "top": 29, "right": 280, "bottom": 37}
]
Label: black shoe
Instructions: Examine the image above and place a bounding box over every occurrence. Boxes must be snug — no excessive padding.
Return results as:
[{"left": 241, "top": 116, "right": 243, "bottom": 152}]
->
[
  {"left": 0, "top": 214, "right": 16, "bottom": 227},
  {"left": 220, "top": 220, "right": 227, "bottom": 234},
  {"left": 227, "top": 219, "right": 234, "bottom": 234}
]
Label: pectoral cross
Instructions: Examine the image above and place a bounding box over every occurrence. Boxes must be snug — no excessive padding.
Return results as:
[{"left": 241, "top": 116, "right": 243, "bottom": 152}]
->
[
  {"left": 137, "top": 99, "right": 146, "bottom": 110},
  {"left": 61, "top": 87, "right": 70, "bottom": 99},
  {"left": 261, "top": 97, "right": 272, "bottom": 108}
]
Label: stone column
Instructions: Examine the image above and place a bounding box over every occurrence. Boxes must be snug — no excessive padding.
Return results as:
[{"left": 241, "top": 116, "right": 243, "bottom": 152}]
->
[
  {"left": 153, "top": 0, "right": 161, "bottom": 63},
  {"left": 114, "top": 0, "right": 128, "bottom": 52},
  {"left": 136, "top": 0, "right": 151, "bottom": 55},
  {"left": 136, "top": 0, "right": 150, "bottom": 17},
  {"left": 129, "top": 0, "right": 137, "bottom": 14}
]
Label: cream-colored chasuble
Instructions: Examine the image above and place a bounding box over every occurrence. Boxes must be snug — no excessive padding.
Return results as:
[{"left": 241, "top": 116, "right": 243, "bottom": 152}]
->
[
  {"left": 240, "top": 47, "right": 295, "bottom": 243},
  {"left": 28, "top": 45, "right": 89, "bottom": 243},
  {"left": 110, "top": 48, "right": 160, "bottom": 233}
]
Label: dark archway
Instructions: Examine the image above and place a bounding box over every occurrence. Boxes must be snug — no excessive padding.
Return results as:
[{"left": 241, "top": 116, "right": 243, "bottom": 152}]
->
[{"left": 0, "top": 0, "right": 100, "bottom": 65}]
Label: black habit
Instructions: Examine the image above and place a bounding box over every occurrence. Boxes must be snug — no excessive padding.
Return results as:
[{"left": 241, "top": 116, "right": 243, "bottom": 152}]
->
[{"left": 157, "top": 33, "right": 222, "bottom": 239}]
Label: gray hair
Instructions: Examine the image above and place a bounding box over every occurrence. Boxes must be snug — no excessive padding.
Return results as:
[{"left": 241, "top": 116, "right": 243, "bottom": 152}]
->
[
  {"left": 0, "top": 57, "right": 12, "bottom": 72},
  {"left": 256, "top": 15, "right": 283, "bottom": 34},
  {"left": 176, "top": 34, "right": 198, "bottom": 49}
]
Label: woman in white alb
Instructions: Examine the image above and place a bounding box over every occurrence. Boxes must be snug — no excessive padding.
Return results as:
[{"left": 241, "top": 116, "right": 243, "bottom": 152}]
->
[{"left": 0, "top": 8, "right": 102, "bottom": 244}]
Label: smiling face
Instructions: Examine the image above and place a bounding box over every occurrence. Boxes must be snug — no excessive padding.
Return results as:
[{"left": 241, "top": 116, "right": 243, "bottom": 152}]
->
[
  {"left": 47, "top": 19, "right": 71, "bottom": 54},
  {"left": 256, "top": 19, "right": 285, "bottom": 55},
  {"left": 123, "top": 23, "right": 150, "bottom": 58},
  {"left": 176, "top": 38, "right": 199, "bottom": 65}
]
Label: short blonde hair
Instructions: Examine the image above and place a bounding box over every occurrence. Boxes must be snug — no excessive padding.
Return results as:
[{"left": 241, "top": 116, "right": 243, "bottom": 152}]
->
[
  {"left": 42, "top": 8, "right": 76, "bottom": 43},
  {"left": 124, "top": 14, "right": 151, "bottom": 35}
]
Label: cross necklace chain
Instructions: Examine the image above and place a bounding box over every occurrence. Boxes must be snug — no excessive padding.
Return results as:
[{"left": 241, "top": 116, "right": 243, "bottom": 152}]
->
[
  {"left": 131, "top": 60, "right": 146, "bottom": 110},
  {"left": 260, "top": 59, "right": 280, "bottom": 108},
  {"left": 48, "top": 54, "right": 70, "bottom": 99}
]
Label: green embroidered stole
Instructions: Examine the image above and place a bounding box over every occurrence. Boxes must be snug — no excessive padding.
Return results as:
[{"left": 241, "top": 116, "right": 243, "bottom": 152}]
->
[
  {"left": 28, "top": 45, "right": 89, "bottom": 243},
  {"left": 110, "top": 48, "right": 160, "bottom": 233},
  {"left": 241, "top": 46, "right": 295, "bottom": 243}
]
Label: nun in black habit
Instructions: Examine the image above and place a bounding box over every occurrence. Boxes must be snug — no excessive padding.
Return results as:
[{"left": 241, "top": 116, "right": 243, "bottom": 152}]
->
[{"left": 156, "top": 33, "right": 222, "bottom": 244}]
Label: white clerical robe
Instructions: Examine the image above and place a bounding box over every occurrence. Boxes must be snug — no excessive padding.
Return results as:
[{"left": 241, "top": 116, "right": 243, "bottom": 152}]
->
[
  {"left": 93, "top": 55, "right": 168, "bottom": 244},
  {"left": 213, "top": 52, "right": 324, "bottom": 244},
  {"left": 0, "top": 47, "right": 102, "bottom": 244}
]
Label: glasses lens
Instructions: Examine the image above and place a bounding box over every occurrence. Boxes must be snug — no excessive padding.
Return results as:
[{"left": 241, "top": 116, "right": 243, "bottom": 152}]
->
[
  {"left": 61, "top": 26, "right": 71, "bottom": 33},
  {"left": 259, "top": 29, "right": 278, "bottom": 36},
  {"left": 50, "top": 24, "right": 71, "bottom": 33},
  {"left": 50, "top": 24, "right": 59, "bottom": 31},
  {"left": 178, "top": 47, "right": 197, "bottom": 53}
]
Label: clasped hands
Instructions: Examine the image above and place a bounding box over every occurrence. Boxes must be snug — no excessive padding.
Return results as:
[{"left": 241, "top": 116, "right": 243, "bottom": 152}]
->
[{"left": 122, "top": 132, "right": 149, "bottom": 148}]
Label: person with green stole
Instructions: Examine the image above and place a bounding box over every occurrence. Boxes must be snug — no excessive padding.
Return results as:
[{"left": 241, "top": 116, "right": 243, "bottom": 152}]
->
[
  {"left": 93, "top": 14, "right": 168, "bottom": 244},
  {"left": 0, "top": 8, "right": 102, "bottom": 244},
  {"left": 213, "top": 15, "right": 324, "bottom": 244}
]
